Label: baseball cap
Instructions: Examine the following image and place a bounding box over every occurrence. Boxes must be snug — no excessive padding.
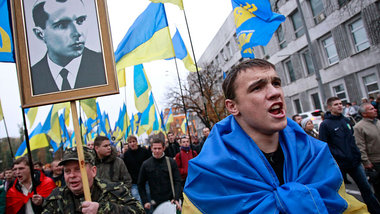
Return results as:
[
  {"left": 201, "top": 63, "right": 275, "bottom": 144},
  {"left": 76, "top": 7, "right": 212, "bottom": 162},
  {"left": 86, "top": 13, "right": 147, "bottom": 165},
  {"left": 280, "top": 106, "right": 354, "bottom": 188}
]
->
[{"left": 59, "top": 146, "right": 96, "bottom": 166}]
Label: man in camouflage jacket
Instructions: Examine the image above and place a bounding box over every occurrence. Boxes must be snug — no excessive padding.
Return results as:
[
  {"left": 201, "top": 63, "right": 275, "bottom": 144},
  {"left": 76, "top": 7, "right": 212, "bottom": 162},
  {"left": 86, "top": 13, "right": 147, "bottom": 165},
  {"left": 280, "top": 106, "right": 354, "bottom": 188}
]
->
[{"left": 42, "top": 147, "right": 144, "bottom": 214}]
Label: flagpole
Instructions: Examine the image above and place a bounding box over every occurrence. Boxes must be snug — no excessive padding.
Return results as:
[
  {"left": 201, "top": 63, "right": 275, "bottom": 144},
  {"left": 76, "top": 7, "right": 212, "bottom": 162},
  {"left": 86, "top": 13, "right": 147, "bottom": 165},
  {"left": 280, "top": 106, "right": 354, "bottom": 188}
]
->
[
  {"left": 182, "top": 8, "right": 210, "bottom": 128},
  {"left": 123, "top": 82, "right": 129, "bottom": 151},
  {"left": 173, "top": 58, "right": 191, "bottom": 139},
  {"left": 21, "top": 108, "right": 37, "bottom": 193},
  {"left": 2, "top": 114, "right": 15, "bottom": 159}
]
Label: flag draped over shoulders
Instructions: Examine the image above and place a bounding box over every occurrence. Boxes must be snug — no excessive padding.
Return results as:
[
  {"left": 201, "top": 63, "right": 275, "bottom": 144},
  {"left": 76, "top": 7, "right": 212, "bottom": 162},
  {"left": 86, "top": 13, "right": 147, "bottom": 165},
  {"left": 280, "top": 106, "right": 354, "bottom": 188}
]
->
[
  {"left": 231, "top": 0, "right": 285, "bottom": 58},
  {"left": 183, "top": 116, "right": 367, "bottom": 214}
]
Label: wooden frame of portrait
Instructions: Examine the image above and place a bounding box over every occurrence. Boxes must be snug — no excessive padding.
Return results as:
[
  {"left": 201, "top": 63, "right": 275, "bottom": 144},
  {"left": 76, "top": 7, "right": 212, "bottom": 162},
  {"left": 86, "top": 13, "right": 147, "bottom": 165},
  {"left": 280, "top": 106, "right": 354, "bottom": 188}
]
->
[{"left": 11, "top": 0, "right": 119, "bottom": 108}]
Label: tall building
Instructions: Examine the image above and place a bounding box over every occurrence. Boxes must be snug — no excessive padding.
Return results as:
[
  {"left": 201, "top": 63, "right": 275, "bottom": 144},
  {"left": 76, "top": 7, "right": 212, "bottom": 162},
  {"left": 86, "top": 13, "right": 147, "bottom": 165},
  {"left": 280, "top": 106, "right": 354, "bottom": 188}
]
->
[{"left": 197, "top": 0, "right": 380, "bottom": 116}]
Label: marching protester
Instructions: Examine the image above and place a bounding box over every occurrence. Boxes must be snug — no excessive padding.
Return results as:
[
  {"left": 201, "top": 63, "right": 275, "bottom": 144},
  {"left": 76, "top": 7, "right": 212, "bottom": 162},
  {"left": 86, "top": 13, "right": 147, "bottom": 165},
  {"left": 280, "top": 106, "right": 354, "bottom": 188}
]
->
[
  {"left": 182, "top": 59, "right": 367, "bottom": 213},
  {"left": 175, "top": 135, "right": 197, "bottom": 188},
  {"left": 42, "top": 147, "right": 144, "bottom": 213},
  {"left": 94, "top": 136, "right": 132, "bottom": 189},
  {"left": 3, "top": 167, "right": 14, "bottom": 192},
  {"left": 166, "top": 132, "right": 180, "bottom": 158},
  {"left": 46, "top": 160, "right": 65, "bottom": 187},
  {"left": 319, "top": 97, "right": 380, "bottom": 213},
  {"left": 300, "top": 118, "right": 319, "bottom": 139},
  {"left": 354, "top": 102, "right": 380, "bottom": 201},
  {"left": 123, "top": 135, "right": 151, "bottom": 202},
  {"left": 291, "top": 114, "right": 302, "bottom": 126},
  {"left": 6, "top": 157, "right": 56, "bottom": 214},
  {"left": 138, "top": 137, "right": 181, "bottom": 212}
]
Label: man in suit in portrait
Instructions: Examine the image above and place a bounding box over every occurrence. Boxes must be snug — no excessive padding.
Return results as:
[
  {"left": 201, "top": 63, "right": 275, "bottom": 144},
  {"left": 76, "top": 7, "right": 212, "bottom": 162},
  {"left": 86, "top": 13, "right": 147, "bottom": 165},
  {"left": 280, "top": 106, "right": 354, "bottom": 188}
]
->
[{"left": 31, "top": 0, "right": 106, "bottom": 95}]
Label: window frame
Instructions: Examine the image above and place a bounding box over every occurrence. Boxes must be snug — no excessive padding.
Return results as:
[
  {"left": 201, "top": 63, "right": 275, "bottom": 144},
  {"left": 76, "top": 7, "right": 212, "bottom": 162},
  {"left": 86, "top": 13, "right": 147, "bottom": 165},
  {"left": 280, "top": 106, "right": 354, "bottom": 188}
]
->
[
  {"left": 309, "top": 0, "right": 325, "bottom": 24},
  {"left": 300, "top": 48, "right": 315, "bottom": 76},
  {"left": 347, "top": 17, "right": 370, "bottom": 53},
  {"left": 321, "top": 34, "right": 339, "bottom": 65},
  {"left": 290, "top": 9, "right": 305, "bottom": 38},
  {"left": 284, "top": 59, "right": 296, "bottom": 83},
  {"left": 330, "top": 80, "right": 349, "bottom": 105},
  {"left": 277, "top": 24, "right": 287, "bottom": 49}
]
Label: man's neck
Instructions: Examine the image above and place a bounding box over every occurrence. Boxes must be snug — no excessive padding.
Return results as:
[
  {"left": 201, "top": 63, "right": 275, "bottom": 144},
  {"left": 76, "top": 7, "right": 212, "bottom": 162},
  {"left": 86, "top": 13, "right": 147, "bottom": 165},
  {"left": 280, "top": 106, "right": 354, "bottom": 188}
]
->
[
  {"left": 20, "top": 179, "right": 32, "bottom": 190},
  {"left": 330, "top": 112, "right": 341, "bottom": 116}
]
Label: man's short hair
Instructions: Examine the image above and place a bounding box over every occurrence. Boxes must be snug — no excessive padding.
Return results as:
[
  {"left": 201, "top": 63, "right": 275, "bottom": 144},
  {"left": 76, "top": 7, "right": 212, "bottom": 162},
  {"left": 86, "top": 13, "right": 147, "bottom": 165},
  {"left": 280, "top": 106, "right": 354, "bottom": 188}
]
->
[
  {"left": 358, "top": 103, "right": 371, "bottom": 116},
  {"left": 32, "top": 0, "right": 84, "bottom": 29},
  {"left": 222, "top": 59, "right": 275, "bottom": 100},
  {"left": 167, "top": 132, "right": 174, "bottom": 136},
  {"left": 291, "top": 114, "right": 300, "bottom": 121},
  {"left": 127, "top": 135, "right": 137, "bottom": 142},
  {"left": 94, "top": 135, "right": 109, "bottom": 147},
  {"left": 151, "top": 137, "right": 165, "bottom": 148},
  {"left": 13, "top": 156, "right": 30, "bottom": 167},
  {"left": 326, "top": 97, "right": 340, "bottom": 107}
]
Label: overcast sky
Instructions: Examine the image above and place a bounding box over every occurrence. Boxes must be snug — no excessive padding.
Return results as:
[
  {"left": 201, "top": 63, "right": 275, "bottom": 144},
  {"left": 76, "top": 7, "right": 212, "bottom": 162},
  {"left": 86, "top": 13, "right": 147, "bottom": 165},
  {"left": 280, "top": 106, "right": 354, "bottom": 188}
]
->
[{"left": 0, "top": 0, "right": 232, "bottom": 137}]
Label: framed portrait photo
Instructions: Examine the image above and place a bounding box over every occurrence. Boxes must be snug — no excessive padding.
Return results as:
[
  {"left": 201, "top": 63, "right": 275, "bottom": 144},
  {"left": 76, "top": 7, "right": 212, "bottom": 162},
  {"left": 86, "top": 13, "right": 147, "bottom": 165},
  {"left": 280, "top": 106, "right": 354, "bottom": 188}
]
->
[{"left": 11, "top": 0, "right": 119, "bottom": 108}]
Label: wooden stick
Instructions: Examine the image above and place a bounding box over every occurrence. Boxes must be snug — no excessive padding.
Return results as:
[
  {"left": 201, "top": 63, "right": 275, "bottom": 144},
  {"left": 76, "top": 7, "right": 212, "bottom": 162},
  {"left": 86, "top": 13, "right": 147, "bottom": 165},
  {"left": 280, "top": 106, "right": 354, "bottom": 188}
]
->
[{"left": 70, "top": 101, "right": 91, "bottom": 201}]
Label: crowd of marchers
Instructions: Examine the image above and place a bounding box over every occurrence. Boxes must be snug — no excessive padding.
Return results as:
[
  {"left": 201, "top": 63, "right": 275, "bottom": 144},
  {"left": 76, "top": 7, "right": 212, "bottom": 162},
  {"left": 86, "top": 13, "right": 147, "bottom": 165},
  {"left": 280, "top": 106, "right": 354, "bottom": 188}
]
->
[
  {"left": 0, "top": 127, "right": 211, "bottom": 214},
  {"left": 291, "top": 94, "right": 380, "bottom": 213}
]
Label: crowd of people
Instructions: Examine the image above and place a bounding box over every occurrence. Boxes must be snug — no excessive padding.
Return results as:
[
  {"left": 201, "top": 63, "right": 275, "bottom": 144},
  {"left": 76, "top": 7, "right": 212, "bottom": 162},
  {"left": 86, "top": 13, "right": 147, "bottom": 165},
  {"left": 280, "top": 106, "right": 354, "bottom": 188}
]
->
[
  {"left": 1, "top": 59, "right": 379, "bottom": 213},
  {"left": 0, "top": 130, "right": 210, "bottom": 213}
]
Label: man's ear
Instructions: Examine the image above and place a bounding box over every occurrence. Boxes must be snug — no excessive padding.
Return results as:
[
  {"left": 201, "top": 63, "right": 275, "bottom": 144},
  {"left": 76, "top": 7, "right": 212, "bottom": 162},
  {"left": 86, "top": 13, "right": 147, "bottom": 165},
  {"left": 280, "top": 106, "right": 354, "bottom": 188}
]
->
[
  {"left": 225, "top": 99, "right": 239, "bottom": 116},
  {"left": 33, "top": 27, "right": 45, "bottom": 41}
]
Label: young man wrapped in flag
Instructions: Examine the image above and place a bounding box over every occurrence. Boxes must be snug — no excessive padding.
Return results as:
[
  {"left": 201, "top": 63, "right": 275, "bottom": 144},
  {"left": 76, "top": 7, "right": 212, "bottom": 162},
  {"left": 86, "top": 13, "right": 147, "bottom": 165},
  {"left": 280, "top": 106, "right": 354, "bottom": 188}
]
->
[{"left": 182, "top": 59, "right": 368, "bottom": 213}]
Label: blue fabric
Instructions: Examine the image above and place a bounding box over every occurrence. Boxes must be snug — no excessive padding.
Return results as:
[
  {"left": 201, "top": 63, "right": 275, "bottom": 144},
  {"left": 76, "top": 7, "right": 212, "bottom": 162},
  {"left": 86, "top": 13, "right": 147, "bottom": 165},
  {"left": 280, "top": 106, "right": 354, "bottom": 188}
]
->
[
  {"left": 184, "top": 115, "right": 348, "bottom": 214},
  {"left": 231, "top": 0, "right": 285, "bottom": 58},
  {"left": 0, "top": 0, "right": 14, "bottom": 62}
]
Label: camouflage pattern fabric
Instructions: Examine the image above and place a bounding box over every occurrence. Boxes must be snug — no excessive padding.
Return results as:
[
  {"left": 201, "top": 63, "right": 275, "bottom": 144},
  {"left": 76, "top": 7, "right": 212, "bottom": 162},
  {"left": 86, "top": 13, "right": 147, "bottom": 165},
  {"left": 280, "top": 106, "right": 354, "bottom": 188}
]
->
[{"left": 42, "top": 178, "right": 144, "bottom": 214}]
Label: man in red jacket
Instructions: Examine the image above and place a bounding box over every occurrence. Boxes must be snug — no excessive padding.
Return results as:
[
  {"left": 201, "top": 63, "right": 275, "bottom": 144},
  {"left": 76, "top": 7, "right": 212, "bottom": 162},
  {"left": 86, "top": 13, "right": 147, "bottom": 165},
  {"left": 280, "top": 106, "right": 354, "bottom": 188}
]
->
[
  {"left": 175, "top": 135, "right": 197, "bottom": 186},
  {"left": 6, "top": 157, "right": 56, "bottom": 214}
]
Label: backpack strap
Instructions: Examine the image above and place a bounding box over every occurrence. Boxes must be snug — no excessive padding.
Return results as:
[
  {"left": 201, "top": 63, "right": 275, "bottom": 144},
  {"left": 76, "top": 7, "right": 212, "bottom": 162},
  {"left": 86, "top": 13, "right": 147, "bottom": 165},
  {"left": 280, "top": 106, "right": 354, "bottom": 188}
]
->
[{"left": 165, "top": 157, "right": 176, "bottom": 199}]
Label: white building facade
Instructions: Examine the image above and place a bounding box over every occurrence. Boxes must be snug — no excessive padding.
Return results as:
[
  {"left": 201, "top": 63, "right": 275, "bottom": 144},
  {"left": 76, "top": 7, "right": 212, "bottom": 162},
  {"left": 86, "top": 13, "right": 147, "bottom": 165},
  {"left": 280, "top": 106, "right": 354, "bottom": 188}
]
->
[{"left": 197, "top": 0, "right": 380, "bottom": 116}]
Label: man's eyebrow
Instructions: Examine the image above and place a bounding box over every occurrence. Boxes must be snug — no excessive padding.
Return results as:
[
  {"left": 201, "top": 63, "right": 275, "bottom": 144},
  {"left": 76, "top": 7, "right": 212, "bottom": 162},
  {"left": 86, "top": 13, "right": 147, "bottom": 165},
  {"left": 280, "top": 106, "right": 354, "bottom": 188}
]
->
[
  {"left": 247, "top": 79, "right": 266, "bottom": 92},
  {"left": 272, "top": 76, "right": 281, "bottom": 82}
]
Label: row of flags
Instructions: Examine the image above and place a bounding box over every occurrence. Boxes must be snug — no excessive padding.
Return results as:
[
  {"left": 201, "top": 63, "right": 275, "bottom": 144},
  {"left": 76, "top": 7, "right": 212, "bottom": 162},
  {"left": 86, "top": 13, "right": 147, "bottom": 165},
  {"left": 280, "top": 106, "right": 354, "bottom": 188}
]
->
[{"left": 1, "top": 0, "right": 285, "bottom": 158}]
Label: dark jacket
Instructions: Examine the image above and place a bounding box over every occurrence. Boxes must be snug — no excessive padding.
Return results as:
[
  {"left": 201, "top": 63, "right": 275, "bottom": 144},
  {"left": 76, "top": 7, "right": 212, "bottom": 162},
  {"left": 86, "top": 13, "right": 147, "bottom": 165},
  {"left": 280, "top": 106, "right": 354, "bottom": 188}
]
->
[
  {"left": 123, "top": 146, "right": 151, "bottom": 184},
  {"left": 319, "top": 112, "right": 361, "bottom": 169},
  {"left": 0, "top": 180, "right": 5, "bottom": 214},
  {"left": 42, "top": 178, "right": 144, "bottom": 214},
  {"left": 166, "top": 141, "right": 180, "bottom": 158},
  {"left": 31, "top": 48, "right": 106, "bottom": 95},
  {"left": 95, "top": 147, "right": 132, "bottom": 189},
  {"left": 137, "top": 156, "right": 181, "bottom": 207}
]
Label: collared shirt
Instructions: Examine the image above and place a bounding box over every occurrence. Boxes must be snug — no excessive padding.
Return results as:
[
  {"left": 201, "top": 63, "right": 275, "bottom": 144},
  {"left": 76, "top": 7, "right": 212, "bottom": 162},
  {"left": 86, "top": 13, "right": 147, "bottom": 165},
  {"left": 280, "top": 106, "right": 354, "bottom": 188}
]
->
[
  {"left": 20, "top": 182, "right": 34, "bottom": 214},
  {"left": 47, "top": 56, "right": 82, "bottom": 90}
]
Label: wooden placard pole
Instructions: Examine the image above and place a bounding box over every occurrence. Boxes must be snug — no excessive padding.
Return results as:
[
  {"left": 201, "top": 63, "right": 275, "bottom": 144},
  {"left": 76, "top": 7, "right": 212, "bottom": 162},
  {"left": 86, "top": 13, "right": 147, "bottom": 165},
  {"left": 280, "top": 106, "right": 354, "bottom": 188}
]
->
[{"left": 70, "top": 101, "right": 91, "bottom": 201}]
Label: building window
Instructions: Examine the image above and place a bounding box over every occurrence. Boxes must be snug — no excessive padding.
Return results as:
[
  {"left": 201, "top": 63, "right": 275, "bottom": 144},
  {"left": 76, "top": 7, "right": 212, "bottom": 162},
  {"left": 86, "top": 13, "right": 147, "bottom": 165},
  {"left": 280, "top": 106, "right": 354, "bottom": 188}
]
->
[
  {"left": 309, "top": 0, "right": 325, "bottom": 24},
  {"left": 226, "top": 42, "right": 233, "bottom": 58},
  {"left": 349, "top": 18, "right": 370, "bottom": 52},
  {"left": 277, "top": 25, "right": 287, "bottom": 49},
  {"left": 338, "top": 0, "right": 351, "bottom": 7},
  {"left": 221, "top": 49, "right": 228, "bottom": 61},
  {"left": 291, "top": 10, "right": 305, "bottom": 38},
  {"left": 311, "top": 93, "right": 322, "bottom": 109},
  {"left": 302, "top": 49, "right": 315, "bottom": 75},
  {"left": 322, "top": 36, "right": 339, "bottom": 65},
  {"left": 294, "top": 99, "right": 302, "bottom": 113},
  {"left": 363, "top": 74, "right": 379, "bottom": 98},
  {"left": 333, "top": 84, "right": 348, "bottom": 105},
  {"left": 285, "top": 60, "right": 296, "bottom": 82}
]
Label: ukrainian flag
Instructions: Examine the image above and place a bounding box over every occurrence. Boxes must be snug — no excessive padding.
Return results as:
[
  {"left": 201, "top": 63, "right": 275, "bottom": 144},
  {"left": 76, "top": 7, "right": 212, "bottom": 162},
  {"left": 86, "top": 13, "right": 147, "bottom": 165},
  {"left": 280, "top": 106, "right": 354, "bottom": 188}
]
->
[
  {"left": 169, "top": 28, "right": 197, "bottom": 72},
  {"left": 115, "top": 3, "right": 175, "bottom": 70},
  {"left": 134, "top": 64, "right": 152, "bottom": 112},
  {"left": 24, "top": 107, "right": 38, "bottom": 128},
  {"left": 139, "top": 93, "right": 156, "bottom": 134},
  {"left": 80, "top": 98, "right": 97, "bottom": 120},
  {"left": 231, "top": 0, "right": 285, "bottom": 58},
  {"left": 0, "top": 0, "right": 14, "bottom": 62},
  {"left": 15, "top": 123, "right": 49, "bottom": 159},
  {"left": 165, "top": 108, "right": 174, "bottom": 131},
  {"left": 0, "top": 99, "right": 3, "bottom": 121}
]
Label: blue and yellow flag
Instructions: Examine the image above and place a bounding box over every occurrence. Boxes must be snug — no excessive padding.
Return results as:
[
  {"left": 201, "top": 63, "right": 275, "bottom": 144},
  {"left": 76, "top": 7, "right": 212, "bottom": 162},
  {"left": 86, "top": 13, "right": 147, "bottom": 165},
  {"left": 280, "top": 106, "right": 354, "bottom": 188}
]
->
[
  {"left": 138, "top": 93, "right": 156, "bottom": 135},
  {"left": 15, "top": 123, "right": 50, "bottom": 159},
  {"left": 0, "top": 0, "right": 14, "bottom": 62},
  {"left": 134, "top": 64, "right": 152, "bottom": 112},
  {"left": 169, "top": 28, "right": 197, "bottom": 72},
  {"left": 80, "top": 98, "right": 97, "bottom": 120},
  {"left": 165, "top": 108, "right": 174, "bottom": 131},
  {"left": 115, "top": 3, "right": 175, "bottom": 70},
  {"left": 117, "top": 68, "right": 126, "bottom": 88},
  {"left": 183, "top": 117, "right": 367, "bottom": 213},
  {"left": 25, "top": 107, "right": 38, "bottom": 128},
  {"left": 0, "top": 99, "right": 3, "bottom": 121},
  {"left": 149, "top": 0, "right": 183, "bottom": 10},
  {"left": 231, "top": 0, "right": 285, "bottom": 58}
]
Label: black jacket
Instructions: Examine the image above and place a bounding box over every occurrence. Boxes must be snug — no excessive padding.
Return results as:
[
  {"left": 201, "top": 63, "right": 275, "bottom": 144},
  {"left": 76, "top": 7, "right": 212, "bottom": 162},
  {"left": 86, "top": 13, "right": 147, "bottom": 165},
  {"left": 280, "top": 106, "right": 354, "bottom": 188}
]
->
[
  {"left": 123, "top": 146, "right": 151, "bottom": 184},
  {"left": 137, "top": 156, "right": 181, "bottom": 207},
  {"left": 319, "top": 112, "right": 361, "bottom": 169}
]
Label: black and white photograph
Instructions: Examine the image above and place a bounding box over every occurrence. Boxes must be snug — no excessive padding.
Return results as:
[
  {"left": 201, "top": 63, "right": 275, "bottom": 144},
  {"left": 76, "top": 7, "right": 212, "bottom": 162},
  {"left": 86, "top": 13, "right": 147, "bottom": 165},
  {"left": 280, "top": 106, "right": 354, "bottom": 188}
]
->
[{"left": 12, "top": 0, "right": 118, "bottom": 107}]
